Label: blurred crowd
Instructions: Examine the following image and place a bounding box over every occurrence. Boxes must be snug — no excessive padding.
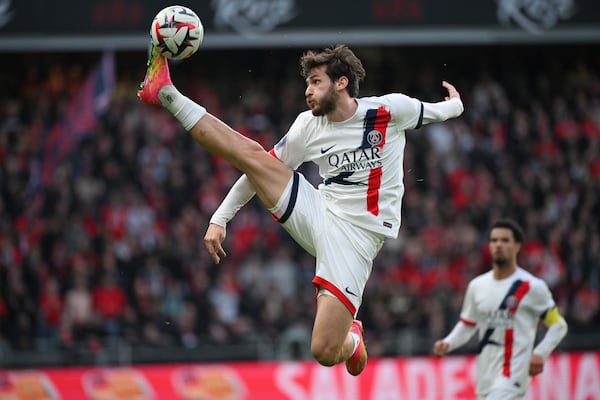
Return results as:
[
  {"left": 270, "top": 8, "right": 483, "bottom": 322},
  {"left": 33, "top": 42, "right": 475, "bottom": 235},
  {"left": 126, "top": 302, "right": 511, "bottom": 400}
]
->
[{"left": 0, "top": 46, "right": 599, "bottom": 362}]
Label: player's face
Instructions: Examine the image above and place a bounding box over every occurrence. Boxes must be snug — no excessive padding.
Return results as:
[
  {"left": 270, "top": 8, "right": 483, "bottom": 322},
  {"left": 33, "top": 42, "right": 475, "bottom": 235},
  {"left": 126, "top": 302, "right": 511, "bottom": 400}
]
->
[
  {"left": 305, "top": 65, "right": 338, "bottom": 116},
  {"left": 489, "top": 227, "right": 520, "bottom": 267}
]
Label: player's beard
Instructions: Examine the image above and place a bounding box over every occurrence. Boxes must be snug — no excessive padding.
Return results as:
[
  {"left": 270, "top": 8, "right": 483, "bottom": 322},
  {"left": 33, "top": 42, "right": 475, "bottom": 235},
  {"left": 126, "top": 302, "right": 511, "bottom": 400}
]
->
[
  {"left": 310, "top": 85, "right": 338, "bottom": 116},
  {"left": 492, "top": 255, "right": 509, "bottom": 268}
]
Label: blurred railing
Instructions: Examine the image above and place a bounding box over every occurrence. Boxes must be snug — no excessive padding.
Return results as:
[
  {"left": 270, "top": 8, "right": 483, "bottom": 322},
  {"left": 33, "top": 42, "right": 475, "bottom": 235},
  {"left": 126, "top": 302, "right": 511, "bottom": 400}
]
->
[{"left": 1, "top": 331, "right": 597, "bottom": 369}]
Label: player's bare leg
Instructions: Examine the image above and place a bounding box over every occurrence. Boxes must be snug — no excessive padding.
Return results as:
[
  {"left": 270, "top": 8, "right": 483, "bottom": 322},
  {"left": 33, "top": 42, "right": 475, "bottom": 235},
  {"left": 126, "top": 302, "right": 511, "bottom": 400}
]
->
[
  {"left": 187, "top": 114, "right": 292, "bottom": 207},
  {"left": 311, "top": 295, "right": 367, "bottom": 375},
  {"left": 138, "top": 47, "right": 291, "bottom": 207}
]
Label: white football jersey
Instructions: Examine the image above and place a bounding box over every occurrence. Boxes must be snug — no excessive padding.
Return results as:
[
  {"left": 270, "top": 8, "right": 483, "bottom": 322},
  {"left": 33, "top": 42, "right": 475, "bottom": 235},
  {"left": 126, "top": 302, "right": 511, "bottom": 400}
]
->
[
  {"left": 460, "top": 267, "right": 556, "bottom": 396},
  {"left": 272, "top": 93, "right": 423, "bottom": 238}
]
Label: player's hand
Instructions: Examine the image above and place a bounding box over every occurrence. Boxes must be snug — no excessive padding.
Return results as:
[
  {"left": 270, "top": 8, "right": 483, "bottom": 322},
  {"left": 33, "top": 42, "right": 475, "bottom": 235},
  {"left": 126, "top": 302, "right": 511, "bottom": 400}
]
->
[
  {"left": 432, "top": 340, "right": 450, "bottom": 357},
  {"left": 204, "top": 223, "right": 227, "bottom": 264},
  {"left": 442, "top": 81, "right": 460, "bottom": 101},
  {"left": 529, "top": 354, "right": 545, "bottom": 376}
]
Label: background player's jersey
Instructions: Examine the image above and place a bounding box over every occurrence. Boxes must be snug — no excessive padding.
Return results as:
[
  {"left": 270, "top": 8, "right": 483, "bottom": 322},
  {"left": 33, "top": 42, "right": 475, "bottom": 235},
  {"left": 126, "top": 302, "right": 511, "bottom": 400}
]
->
[
  {"left": 460, "top": 267, "right": 556, "bottom": 396},
  {"left": 272, "top": 93, "right": 422, "bottom": 238}
]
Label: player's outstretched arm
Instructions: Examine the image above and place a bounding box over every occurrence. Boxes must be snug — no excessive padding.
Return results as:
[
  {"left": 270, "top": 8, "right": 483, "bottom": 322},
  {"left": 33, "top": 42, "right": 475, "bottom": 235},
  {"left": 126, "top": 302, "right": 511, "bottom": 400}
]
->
[{"left": 421, "top": 81, "right": 464, "bottom": 125}]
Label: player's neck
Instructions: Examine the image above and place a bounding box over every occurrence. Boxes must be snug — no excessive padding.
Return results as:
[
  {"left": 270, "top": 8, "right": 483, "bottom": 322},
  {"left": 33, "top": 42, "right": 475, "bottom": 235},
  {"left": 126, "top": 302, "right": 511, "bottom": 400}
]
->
[
  {"left": 492, "top": 263, "right": 517, "bottom": 280},
  {"left": 327, "top": 97, "right": 358, "bottom": 122}
]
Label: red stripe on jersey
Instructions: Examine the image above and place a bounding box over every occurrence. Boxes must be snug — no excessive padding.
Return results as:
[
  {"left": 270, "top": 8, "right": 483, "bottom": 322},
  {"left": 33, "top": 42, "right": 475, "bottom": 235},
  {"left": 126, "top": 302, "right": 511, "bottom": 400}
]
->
[
  {"left": 312, "top": 276, "right": 357, "bottom": 316},
  {"left": 508, "top": 281, "right": 530, "bottom": 313},
  {"left": 367, "top": 167, "right": 382, "bottom": 215},
  {"left": 366, "top": 107, "right": 391, "bottom": 216},
  {"left": 503, "top": 280, "right": 530, "bottom": 377},
  {"left": 460, "top": 317, "right": 477, "bottom": 327},
  {"left": 503, "top": 328, "right": 514, "bottom": 377},
  {"left": 372, "top": 106, "right": 390, "bottom": 146}
]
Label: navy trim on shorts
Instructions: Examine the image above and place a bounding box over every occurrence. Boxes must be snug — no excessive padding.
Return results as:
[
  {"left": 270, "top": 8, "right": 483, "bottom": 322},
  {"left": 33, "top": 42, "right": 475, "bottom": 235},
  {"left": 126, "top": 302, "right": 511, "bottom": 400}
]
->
[
  {"left": 277, "top": 171, "right": 299, "bottom": 224},
  {"left": 415, "top": 102, "right": 424, "bottom": 129}
]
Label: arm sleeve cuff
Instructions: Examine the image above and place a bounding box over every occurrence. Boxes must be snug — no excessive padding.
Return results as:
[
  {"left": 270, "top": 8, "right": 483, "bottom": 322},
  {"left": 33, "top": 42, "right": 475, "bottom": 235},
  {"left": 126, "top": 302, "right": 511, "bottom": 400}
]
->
[
  {"left": 444, "top": 320, "right": 477, "bottom": 352},
  {"left": 421, "top": 97, "right": 464, "bottom": 125},
  {"left": 533, "top": 318, "right": 568, "bottom": 359}
]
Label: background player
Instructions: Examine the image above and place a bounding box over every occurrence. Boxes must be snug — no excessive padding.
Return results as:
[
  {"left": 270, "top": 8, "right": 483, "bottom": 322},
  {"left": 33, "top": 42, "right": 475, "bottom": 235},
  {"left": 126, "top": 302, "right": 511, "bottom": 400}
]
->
[{"left": 432, "top": 218, "right": 568, "bottom": 399}]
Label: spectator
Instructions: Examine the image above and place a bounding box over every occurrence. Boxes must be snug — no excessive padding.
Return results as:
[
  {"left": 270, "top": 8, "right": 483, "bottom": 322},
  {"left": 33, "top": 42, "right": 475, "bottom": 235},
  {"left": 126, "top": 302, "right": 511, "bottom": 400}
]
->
[
  {"left": 92, "top": 272, "right": 127, "bottom": 337},
  {"left": 37, "top": 277, "right": 63, "bottom": 347},
  {"left": 61, "top": 274, "right": 101, "bottom": 347}
]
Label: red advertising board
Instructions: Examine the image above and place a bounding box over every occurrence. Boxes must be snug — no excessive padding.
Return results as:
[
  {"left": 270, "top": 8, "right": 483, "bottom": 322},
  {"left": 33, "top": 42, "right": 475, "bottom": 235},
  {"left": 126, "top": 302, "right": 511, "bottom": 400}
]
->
[{"left": 1, "top": 351, "right": 598, "bottom": 399}]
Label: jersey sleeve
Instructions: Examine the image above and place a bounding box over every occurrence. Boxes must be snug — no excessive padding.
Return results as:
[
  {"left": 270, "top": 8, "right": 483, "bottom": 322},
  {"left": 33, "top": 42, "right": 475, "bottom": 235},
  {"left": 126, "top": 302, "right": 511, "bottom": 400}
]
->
[
  {"left": 528, "top": 278, "right": 556, "bottom": 318},
  {"left": 459, "top": 280, "right": 479, "bottom": 325},
  {"left": 209, "top": 174, "right": 256, "bottom": 227},
  {"left": 421, "top": 97, "right": 464, "bottom": 125},
  {"left": 383, "top": 93, "right": 424, "bottom": 130},
  {"left": 272, "top": 113, "right": 308, "bottom": 169}
]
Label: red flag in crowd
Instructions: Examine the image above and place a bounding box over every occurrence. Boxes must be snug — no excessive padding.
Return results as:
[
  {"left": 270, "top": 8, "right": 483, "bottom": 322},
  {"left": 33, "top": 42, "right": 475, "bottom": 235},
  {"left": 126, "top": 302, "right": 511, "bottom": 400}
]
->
[{"left": 41, "top": 51, "right": 116, "bottom": 186}]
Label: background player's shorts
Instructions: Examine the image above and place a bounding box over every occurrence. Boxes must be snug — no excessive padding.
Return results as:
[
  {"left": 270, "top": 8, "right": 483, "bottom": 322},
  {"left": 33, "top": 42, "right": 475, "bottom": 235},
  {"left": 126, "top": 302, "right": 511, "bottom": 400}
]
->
[
  {"left": 480, "top": 375, "right": 528, "bottom": 400},
  {"left": 480, "top": 388, "right": 525, "bottom": 400},
  {"left": 278, "top": 172, "right": 384, "bottom": 316}
]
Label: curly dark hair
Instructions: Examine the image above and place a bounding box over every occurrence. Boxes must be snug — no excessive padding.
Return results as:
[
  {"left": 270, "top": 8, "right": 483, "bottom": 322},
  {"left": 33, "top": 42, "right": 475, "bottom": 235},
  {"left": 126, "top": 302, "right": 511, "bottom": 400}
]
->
[
  {"left": 300, "top": 44, "right": 366, "bottom": 98},
  {"left": 489, "top": 218, "right": 525, "bottom": 243}
]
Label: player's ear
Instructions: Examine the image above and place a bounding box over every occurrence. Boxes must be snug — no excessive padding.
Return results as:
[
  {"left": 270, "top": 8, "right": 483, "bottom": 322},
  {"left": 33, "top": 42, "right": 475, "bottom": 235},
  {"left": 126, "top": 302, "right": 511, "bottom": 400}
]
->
[{"left": 336, "top": 76, "right": 349, "bottom": 90}]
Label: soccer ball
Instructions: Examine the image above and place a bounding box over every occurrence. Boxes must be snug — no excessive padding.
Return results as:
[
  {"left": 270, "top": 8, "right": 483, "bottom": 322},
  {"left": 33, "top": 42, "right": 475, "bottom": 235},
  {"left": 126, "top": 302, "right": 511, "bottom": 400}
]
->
[{"left": 150, "top": 5, "right": 204, "bottom": 60}]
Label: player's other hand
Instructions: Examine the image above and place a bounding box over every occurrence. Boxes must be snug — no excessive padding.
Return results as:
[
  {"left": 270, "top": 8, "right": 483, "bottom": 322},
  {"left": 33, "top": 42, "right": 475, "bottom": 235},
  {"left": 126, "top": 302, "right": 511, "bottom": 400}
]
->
[
  {"left": 529, "top": 354, "right": 545, "bottom": 376},
  {"left": 432, "top": 340, "right": 450, "bottom": 357},
  {"left": 204, "top": 223, "right": 227, "bottom": 264},
  {"left": 442, "top": 81, "right": 460, "bottom": 101}
]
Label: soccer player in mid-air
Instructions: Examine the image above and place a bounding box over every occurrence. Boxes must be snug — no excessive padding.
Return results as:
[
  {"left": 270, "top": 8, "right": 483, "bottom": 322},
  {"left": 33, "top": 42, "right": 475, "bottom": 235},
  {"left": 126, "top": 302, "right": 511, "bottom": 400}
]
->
[
  {"left": 433, "top": 218, "right": 568, "bottom": 399},
  {"left": 138, "top": 44, "right": 464, "bottom": 375}
]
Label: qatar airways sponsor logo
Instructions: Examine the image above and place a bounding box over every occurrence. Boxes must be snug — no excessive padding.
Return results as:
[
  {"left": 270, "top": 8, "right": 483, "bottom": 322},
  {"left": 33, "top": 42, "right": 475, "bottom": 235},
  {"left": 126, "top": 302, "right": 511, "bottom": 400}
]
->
[
  {"left": 486, "top": 309, "right": 514, "bottom": 328},
  {"left": 327, "top": 147, "right": 382, "bottom": 171}
]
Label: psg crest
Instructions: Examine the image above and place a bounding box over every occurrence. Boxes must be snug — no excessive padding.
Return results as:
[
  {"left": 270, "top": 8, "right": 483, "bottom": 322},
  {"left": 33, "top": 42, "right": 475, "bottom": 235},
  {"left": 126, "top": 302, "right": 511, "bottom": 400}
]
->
[
  {"left": 505, "top": 295, "right": 518, "bottom": 309},
  {"left": 366, "top": 130, "right": 383, "bottom": 147}
]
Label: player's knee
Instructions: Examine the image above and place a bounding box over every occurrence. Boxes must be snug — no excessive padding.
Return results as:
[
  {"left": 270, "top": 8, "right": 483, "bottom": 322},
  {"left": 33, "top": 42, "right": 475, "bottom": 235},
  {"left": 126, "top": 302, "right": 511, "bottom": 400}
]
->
[
  {"left": 311, "top": 339, "right": 341, "bottom": 367},
  {"left": 233, "top": 138, "right": 268, "bottom": 169}
]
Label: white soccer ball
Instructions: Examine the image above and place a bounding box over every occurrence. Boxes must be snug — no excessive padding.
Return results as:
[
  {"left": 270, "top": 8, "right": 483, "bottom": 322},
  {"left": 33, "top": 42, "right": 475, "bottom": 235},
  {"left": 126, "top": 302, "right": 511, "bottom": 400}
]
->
[{"left": 150, "top": 5, "right": 204, "bottom": 60}]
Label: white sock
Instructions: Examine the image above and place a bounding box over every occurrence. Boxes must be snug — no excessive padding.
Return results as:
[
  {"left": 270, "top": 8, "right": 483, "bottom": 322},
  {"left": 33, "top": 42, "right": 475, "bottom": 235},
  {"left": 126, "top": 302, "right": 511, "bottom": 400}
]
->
[
  {"left": 350, "top": 332, "right": 360, "bottom": 354},
  {"left": 157, "top": 85, "right": 207, "bottom": 131}
]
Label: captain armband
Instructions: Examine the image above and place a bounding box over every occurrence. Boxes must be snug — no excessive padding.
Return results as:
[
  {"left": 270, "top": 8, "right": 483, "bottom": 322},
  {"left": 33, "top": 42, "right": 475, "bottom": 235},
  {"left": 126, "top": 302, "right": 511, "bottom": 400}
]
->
[{"left": 542, "top": 306, "right": 563, "bottom": 327}]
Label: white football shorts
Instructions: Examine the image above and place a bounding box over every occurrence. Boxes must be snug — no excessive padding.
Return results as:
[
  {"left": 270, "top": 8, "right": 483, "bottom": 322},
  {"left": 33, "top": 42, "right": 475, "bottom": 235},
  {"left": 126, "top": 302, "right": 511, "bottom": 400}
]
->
[{"left": 275, "top": 172, "right": 385, "bottom": 316}]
